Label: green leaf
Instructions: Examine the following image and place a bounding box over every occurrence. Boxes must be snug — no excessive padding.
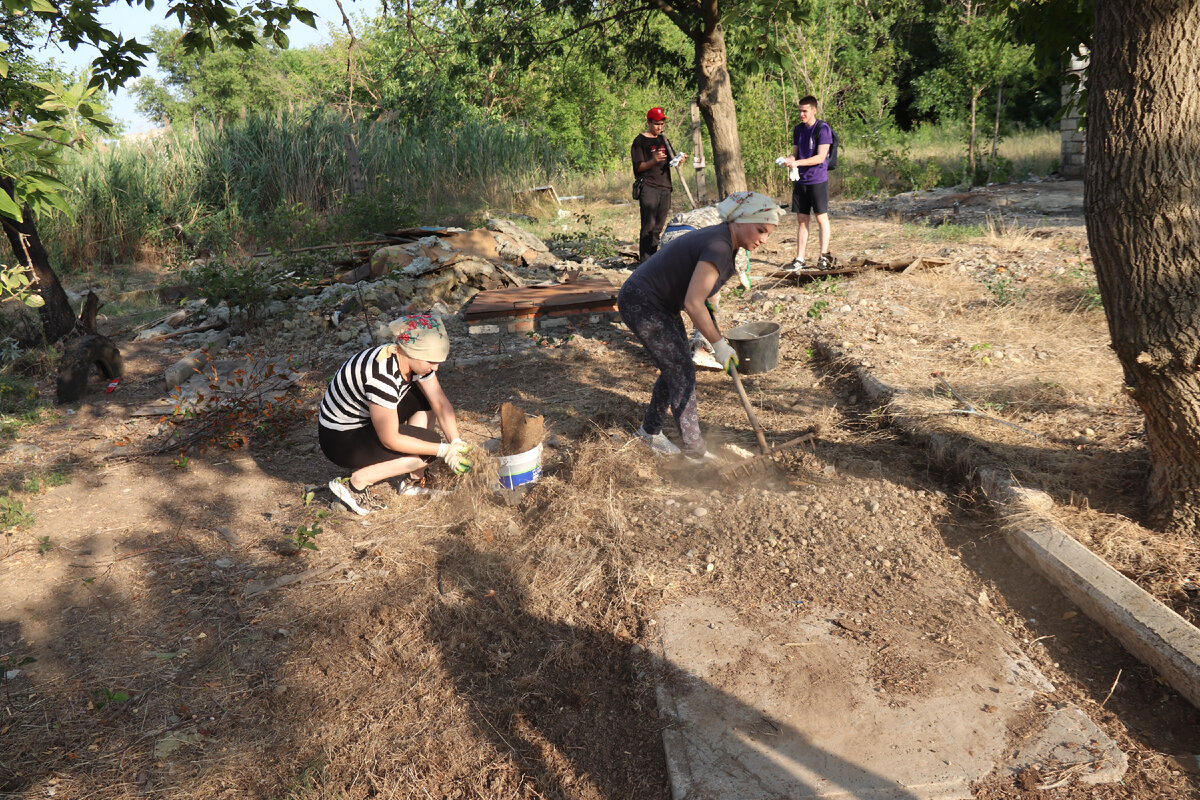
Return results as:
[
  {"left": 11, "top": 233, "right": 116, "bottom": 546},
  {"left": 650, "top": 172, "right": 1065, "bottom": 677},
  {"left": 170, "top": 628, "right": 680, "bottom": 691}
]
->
[
  {"left": 0, "top": 191, "right": 22, "bottom": 221},
  {"left": 24, "top": 295, "right": 46, "bottom": 308}
]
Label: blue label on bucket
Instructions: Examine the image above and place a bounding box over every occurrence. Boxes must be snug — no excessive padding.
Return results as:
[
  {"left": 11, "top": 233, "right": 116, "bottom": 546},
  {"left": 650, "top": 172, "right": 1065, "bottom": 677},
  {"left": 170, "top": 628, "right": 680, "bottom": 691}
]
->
[{"left": 500, "top": 465, "right": 542, "bottom": 490}]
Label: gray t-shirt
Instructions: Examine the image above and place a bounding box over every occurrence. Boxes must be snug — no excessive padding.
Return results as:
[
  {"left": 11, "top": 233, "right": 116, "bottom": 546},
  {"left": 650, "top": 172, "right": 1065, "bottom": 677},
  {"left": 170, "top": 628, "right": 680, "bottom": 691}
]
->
[{"left": 625, "top": 223, "right": 737, "bottom": 312}]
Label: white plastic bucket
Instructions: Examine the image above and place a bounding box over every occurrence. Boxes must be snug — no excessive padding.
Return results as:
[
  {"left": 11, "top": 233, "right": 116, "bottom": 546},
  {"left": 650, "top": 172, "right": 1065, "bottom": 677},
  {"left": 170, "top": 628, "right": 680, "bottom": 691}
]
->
[{"left": 498, "top": 444, "right": 542, "bottom": 489}]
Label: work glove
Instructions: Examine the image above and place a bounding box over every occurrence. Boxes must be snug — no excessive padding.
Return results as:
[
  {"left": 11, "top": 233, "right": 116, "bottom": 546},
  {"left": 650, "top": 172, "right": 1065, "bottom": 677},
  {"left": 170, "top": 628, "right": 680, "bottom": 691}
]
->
[
  {"left": 437, "top": 440, "right": 473, "bottom": 475},
  {"left": 711, "top": 339, "right": 739, "bottom": 375}
]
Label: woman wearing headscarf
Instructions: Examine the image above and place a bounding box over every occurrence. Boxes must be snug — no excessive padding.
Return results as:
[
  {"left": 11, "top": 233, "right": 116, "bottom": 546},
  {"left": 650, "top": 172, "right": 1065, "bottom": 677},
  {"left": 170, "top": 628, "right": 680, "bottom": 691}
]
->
[
  {"left": 618, "top": 191, "right": 780, "bottom": 462},
  {"left": 318, "top": 314, "right": 472, "bottom": 515}
]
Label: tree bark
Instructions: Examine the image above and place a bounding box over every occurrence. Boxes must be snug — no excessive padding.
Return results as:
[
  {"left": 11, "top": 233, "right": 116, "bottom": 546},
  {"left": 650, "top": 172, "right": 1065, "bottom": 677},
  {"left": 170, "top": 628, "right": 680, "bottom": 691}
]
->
[
  {"left": 1085, "top": 0, "right": 1200, "bottom": 534},
  {"left": 693, "top": 21, "right": 746, "bottom": 197},
  {"left": 0, "top": 177, "right": 76, "bottom": 345}
]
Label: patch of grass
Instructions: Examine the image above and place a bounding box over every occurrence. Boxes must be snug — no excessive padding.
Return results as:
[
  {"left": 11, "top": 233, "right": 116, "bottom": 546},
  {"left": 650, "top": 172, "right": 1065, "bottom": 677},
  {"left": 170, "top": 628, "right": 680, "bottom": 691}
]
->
[
  {"left": 0, "top": 408, "right": 44, "bottom": 441},
  {"left": 807, "top": 299, "right": 830, "bottom": 320},
  {"left": 547, "top": 211, "right": 620, "bottom": 260},
  {"left": 0, "top": 494, "right": 33, "bottom": 531},
  {"left": 22, "top": 467, "right": 72, "bottom": 494},
  {"left": 810, "top": 276, "right": 844, "bottom": 295},
  {"left": 984, "top": 273, "right": 1028, "bottom": 306},
  {"left": 0, "top": 375, "right": 38, "bottom": 415},
  {"left": 903, "top": 222, "right": 987, "bottom": 243},
  {"left": 1066, "top": 267, "right": 1103, "bottom": 311}
]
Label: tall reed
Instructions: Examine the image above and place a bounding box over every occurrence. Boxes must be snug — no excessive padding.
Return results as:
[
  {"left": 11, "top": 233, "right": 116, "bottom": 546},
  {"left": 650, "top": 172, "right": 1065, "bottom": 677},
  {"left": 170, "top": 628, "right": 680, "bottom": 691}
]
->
[{"left": 41, "top": 108, "right": 572, "bottom": 267}]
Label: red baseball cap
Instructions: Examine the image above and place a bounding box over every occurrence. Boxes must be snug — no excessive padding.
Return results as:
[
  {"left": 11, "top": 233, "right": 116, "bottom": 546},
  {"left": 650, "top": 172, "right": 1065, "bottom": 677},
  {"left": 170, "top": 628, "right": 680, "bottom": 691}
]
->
[{"left": 647, "top": 107, "right": 667, "bottom": 122}]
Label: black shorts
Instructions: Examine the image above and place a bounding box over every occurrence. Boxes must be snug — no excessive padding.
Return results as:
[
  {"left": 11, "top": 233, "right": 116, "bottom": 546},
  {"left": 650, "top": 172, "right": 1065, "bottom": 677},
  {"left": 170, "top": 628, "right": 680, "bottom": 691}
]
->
[
  {"left": 318, "top": 388, "right": 439, "bottom": 470},
  {"left": 791, "top": 181, "right": 829, "bottom": 216}
]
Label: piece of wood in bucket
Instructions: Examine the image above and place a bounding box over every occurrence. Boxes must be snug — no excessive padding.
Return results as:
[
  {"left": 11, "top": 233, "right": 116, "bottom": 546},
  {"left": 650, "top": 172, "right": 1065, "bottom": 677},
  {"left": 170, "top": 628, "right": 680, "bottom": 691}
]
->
[{"left": 499, "top": 402, "right": 545, "bottom": 456}]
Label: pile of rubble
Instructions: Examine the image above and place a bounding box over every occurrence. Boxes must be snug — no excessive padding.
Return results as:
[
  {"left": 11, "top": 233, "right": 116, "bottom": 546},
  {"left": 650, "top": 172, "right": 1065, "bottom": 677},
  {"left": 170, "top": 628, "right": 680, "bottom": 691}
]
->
[{"left": 116, "top": 217, "right": 629, "bottom": 370}]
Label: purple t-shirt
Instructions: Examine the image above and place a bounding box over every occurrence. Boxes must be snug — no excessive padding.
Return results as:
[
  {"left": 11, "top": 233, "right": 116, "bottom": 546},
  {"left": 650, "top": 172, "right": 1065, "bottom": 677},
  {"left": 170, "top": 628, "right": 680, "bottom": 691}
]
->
[
  {"left": 624, "top": 224, "right": 737, "bottom": 313},
  {"left": 792, "top": 121, "right": 833, "bottom": 185}
]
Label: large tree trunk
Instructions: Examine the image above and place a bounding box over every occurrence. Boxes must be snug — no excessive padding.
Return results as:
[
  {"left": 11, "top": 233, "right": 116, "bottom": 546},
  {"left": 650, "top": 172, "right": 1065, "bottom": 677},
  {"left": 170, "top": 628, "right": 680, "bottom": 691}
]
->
[
  {"left": 694, "top": 21, "right": 746, "bottom": 197},
  {"left": 0, "top": 178, "right": 76, "bottom": 345},
  {"left": 1085, "top": 1, "right": 1200, "bottom": 534}
]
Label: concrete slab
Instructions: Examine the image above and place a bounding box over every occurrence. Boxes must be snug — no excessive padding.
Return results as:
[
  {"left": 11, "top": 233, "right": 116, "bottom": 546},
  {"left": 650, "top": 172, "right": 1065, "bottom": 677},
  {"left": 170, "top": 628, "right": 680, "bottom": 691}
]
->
[
  {"left": 980, "top": 468, "right": 1200, "bottom": 711},
  {"left": 655, "top": 597, "right": 1125, "bottom": 799}
]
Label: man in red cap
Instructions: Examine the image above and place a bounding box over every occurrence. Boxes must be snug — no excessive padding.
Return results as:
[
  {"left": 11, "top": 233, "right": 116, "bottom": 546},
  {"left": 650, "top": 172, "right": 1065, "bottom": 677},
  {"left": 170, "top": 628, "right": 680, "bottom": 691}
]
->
[{"left": 631, "top": 107, "right": 680, "bottom": 262}]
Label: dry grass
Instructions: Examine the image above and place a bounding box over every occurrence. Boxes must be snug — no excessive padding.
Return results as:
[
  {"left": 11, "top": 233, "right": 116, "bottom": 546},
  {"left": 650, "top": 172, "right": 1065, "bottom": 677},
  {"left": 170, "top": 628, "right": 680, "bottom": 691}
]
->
[{"left": 789, "top": 210, "right": 1199, "bottom": 623}]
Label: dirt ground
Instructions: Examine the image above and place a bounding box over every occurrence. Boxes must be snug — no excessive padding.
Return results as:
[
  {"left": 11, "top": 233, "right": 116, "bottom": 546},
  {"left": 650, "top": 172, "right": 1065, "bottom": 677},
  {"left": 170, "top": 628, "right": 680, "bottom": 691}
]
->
[{"left": 2, "top": 179, "right": 1199, "bottom": 799}]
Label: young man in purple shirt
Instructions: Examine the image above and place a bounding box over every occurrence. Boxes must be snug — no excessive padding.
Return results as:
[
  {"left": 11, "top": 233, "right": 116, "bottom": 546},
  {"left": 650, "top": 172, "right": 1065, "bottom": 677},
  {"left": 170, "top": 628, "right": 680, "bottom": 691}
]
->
[{"left": 783, "top": 95, "right": 833, "bottom": 271}]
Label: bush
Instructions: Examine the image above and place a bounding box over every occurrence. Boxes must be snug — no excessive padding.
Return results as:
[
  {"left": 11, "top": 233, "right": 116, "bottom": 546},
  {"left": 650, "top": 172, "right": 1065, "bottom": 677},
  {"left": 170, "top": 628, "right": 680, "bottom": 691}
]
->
[
  {"left": 183, "top": 256, "right": 272, "bottom": 327},
  {"left": 0, "top": 375, "right": 38, "bottom": 415}
]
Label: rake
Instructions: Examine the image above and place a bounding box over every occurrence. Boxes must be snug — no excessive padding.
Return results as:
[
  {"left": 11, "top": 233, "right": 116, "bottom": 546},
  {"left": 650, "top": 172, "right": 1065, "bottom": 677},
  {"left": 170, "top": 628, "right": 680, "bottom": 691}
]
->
[{"left": 717, "top": 365, "right": 815, "bottom": 480}]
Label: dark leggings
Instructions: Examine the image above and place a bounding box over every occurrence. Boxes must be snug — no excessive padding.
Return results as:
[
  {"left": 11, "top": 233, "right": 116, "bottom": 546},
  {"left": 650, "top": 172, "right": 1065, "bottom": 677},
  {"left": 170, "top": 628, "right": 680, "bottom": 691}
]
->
[
  {"left": 638, "top": 184, "right": 672, "bottom": 261},
  {"left": 318, "top": 388, "right": 440, "bottom": 470},
  {"left": 617, "top": 282, "right": 704, "bottom": 456}
]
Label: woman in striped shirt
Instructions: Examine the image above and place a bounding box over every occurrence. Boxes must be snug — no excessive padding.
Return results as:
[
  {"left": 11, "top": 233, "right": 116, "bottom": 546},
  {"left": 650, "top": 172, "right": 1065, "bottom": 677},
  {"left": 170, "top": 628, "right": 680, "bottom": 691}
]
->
[{"left": 319, "top": 314, "right": 472, "bottom": 514}]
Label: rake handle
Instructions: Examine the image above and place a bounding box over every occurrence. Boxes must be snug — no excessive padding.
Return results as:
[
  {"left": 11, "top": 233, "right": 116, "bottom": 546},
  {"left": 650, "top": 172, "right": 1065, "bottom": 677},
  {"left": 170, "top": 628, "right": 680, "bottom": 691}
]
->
[{"left": 729, "top": 365, "right": 771, "bottom": 455}]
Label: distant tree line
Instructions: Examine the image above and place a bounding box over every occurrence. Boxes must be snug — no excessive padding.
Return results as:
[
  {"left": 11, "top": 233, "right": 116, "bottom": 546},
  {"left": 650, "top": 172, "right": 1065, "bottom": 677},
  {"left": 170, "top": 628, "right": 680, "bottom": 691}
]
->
[{"left": 127, "top": 0, "right": 1065, "bottom": 183}]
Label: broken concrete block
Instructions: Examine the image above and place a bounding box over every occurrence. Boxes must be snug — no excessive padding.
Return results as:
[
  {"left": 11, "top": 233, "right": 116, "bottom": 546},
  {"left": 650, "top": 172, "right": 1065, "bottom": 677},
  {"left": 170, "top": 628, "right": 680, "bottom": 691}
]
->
[
  {"left": 165, "top": 349, "right": 211, "bottom": 391},
  {"left": 487, "top": 218, "right": 549, "bottom": 253}
]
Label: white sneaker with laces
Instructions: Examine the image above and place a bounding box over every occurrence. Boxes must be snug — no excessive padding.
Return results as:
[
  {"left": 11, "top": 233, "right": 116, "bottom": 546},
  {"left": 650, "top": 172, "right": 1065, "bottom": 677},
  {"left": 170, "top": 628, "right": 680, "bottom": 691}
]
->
[
  {"left": 782, "top": 258, "right": 807, "bottom": 273},
  {"left": 637, "top": 426, "right": 682, "bottom": 456},
  {"left": 685, "top": 450, "right": 719, "bottom": 465},
  {"left": 329, "top": 477, "right": 371, "bottom": 515}
]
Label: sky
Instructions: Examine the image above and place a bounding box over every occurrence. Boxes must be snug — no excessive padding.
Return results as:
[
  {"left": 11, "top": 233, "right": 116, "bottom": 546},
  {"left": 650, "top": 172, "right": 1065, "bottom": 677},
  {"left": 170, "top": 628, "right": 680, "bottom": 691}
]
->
[{"left": 41, "top": 0, "right": 375, "bottom": 133}]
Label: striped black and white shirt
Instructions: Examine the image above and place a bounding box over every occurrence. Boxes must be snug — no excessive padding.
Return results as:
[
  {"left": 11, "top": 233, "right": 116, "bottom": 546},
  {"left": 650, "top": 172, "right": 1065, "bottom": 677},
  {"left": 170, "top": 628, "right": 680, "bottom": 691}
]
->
[{"left": 318, "top": 346, "right": 429, "bottom": 431}]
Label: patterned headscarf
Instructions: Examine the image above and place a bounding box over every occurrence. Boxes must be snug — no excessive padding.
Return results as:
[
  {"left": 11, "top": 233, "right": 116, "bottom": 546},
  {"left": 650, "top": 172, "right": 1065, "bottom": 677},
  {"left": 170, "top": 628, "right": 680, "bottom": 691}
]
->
[
  {"left": 384, "top": 314, "right": 450, "bottom": 362},
  {"left": 717, "top": 191, "right": 781, "bottom": 225}
]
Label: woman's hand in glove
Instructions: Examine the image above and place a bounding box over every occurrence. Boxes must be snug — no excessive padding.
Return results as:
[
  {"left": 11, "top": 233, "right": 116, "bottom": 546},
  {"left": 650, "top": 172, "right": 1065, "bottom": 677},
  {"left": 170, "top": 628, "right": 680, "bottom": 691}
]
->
[
  {"left": 711, "top": 339, "right": 739, "bottom": 375},
  {"left": 436, "top": 440, "right": 473, "bottom": 475}
]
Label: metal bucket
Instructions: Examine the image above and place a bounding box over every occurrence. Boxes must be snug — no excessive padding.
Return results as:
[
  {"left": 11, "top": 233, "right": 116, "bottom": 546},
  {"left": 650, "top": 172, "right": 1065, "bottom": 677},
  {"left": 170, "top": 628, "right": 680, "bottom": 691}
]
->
[{"left": 725, "top": 321, "right": 781, "bottom": 374}]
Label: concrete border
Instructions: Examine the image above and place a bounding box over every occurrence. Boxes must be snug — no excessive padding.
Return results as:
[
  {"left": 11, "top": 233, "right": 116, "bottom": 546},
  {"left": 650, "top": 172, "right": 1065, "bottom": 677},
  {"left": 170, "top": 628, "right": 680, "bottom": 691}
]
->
[{"left": 812, "top": 338, "right": 1200, "bottom": 709}]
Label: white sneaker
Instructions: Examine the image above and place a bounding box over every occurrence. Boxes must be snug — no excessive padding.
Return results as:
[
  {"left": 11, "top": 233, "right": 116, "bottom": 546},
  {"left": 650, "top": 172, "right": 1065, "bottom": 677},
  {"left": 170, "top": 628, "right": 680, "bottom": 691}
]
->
[
  {"left": 395, "top": 480, "right": 432, "bottom": 496},
  {"left": 329, "top": 477, "right": 386, "bottom": 515},
  {"left": 637, "top": 426, "right": 682, "bottom": 456},
  {"left": 395, "top": 479, "right": 449, "bottom": 498},
  {"left": 782, "top": 259, "right": 807, "bottom": 273},
  {"left": 685, "top": 450, "right": 719, "bottom": 465}
]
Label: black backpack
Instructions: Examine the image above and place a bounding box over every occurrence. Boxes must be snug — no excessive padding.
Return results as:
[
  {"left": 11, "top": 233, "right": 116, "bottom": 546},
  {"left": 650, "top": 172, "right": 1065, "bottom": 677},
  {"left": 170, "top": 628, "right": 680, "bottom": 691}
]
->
[{"left": 819, "top": 120, "right": 839, "bottom": 171}]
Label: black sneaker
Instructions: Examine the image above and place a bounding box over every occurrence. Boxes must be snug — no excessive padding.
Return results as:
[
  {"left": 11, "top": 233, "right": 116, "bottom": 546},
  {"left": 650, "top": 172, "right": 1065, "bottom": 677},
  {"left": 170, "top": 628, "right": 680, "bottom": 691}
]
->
[
  {"left": 816, "top": 253, "right": 834, "bottom": 270},
  {"left": 329, "top": 477, "right": 387, "bottom": 515},
  {"left": 782, "top": 258, "right": 807, "bottom": 273}
]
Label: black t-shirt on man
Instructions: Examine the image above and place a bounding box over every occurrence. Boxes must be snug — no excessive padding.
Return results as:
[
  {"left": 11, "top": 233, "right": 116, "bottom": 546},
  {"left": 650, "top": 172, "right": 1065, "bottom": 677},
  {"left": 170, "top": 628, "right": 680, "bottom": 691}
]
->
[{"left": 631, "top": 134, "right": 672, "bottom": 190}]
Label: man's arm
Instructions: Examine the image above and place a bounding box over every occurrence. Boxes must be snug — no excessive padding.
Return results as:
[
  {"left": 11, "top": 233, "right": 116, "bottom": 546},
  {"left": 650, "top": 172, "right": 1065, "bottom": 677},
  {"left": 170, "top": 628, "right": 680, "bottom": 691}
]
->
[{"left": 793, "top": 143, "right": 830, "bottom": 167}]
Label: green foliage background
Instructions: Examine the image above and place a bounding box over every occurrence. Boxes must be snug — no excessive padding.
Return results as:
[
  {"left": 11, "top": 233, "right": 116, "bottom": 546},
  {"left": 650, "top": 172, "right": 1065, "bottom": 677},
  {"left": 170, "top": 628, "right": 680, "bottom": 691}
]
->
[{"left": 9, "top": 0, "right": 1073, "bottom": 271}]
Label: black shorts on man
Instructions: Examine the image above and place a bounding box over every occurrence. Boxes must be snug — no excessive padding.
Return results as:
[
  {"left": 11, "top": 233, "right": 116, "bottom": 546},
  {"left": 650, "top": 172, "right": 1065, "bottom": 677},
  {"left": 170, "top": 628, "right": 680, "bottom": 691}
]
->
[{"left": 791, "top": 181, "right": 829, "bottom": 216}]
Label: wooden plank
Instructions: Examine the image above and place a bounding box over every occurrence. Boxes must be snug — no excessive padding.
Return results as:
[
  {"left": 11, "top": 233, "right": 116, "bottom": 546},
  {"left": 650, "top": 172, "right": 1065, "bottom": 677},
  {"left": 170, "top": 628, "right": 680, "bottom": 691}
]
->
[{"left": 464, "top": 279, "right": 618, "bottom": 320}]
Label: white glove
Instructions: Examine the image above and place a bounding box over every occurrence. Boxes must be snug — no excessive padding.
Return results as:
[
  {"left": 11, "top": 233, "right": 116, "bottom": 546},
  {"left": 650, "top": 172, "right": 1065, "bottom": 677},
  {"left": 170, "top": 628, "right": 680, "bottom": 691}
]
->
[
  {"left": 788, "top": 166, "right": 801, "bottom": 182},
  {"left": 775, "top": 156, "right": 788, "bottom": 166},
  {"left": 436, "top": 440, "right": 473, "bottom": 475},
  {"left": 711, "top": 339, "right": 738, "bottom": 375}
]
